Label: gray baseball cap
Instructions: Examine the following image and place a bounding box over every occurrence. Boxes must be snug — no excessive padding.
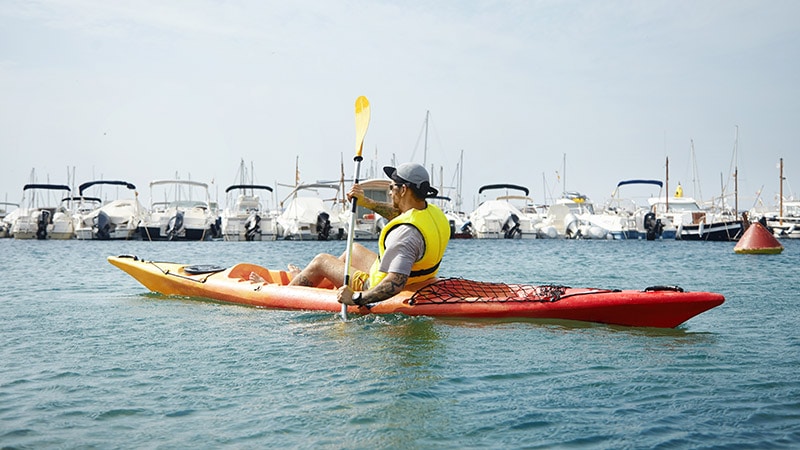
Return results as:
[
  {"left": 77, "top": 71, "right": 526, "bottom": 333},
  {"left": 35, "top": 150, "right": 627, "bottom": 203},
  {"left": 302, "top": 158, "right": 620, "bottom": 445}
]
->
[{"left": 383, "top": 162, "right": 438, "bottom": 198}]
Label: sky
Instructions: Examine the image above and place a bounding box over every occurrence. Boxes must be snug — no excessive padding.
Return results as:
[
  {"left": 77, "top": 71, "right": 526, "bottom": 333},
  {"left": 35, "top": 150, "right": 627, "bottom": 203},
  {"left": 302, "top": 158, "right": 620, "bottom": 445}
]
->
[{"left": 2, "top": 0, "right": 799, "bottom": 213}]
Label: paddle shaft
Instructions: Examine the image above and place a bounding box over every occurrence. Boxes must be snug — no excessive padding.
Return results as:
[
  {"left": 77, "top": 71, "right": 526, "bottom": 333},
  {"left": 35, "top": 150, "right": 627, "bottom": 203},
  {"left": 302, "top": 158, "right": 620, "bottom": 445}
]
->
[{"left": 341, "top": 156, "right": 364, "bottom": 320}]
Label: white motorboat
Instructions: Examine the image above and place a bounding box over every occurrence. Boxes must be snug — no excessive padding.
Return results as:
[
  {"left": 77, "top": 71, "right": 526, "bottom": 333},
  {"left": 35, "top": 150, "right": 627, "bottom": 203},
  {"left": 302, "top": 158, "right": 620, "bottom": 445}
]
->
[
  {"left": 648, "top": 196, "right": 743, "bottom": 241},
  {"left": 73, "top": 180, "right": 143, "bottom": 240},
  {"left": 277, "top": 183, "right": 346, "bottom": 240},
  {"left": 466, "top": 184, "right": 538, "bottom": 239},
  {"left": 589, "top": 179, "right": 676, "bottom": 240},
  {"left": 11, "top": 184, "right": 75, "bottom": 240},
  {"left": 754, "top": 200, "right": 800, "bottom": 239},
  {"left": 138, "top": 179, "right": 221, "bottom": 241},
  {"left": 220, "top": 184, "right": 278, "bottom": 241},
  {"left": 749, "top": 159, "right": 800, "bottom": 238},
  {"left": 541, "top": 192, "right": 609, "bottom": 239},
  {"left": 0, "top": 202, "right": 19, "bottom": 238}
]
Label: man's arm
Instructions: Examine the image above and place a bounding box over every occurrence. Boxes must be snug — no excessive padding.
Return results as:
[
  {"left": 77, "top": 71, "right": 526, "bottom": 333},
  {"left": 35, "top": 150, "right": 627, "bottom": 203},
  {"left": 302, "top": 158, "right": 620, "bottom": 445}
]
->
[
  {"left": 348, "top": 184, "right": 399, "bottom": 220},
  {"left": 338, "top": 272, "right": 408, "bottom": 306},
  {"left": 361, "top": 272, "right": 408, "bottom": 303},
  {"left": 359, "top": 196, "right": 400, "bottom": 221}
]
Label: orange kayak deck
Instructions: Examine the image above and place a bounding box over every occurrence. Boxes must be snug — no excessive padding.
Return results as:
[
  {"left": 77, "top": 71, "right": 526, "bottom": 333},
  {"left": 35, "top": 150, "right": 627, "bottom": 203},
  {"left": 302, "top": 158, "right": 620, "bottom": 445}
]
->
[{"left": 108, "top": 255, "right": 725, "bottom": 328}]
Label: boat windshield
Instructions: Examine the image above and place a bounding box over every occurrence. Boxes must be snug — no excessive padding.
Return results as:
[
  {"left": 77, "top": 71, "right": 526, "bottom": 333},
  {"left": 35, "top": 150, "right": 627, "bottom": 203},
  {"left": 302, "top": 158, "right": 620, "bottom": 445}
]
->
[
  {"left": 668, "top": 202, "right": 702, "bottom": 212},
  {"left": 170, "top": 200, "right": 208, "bottom": 209}
]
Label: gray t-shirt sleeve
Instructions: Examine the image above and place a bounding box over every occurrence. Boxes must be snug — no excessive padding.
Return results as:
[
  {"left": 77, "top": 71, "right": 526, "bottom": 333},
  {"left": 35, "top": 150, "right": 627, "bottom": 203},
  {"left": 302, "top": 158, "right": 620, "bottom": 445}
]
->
[{"left": 378, "top": 225, "right": 425, "bottom": 276}]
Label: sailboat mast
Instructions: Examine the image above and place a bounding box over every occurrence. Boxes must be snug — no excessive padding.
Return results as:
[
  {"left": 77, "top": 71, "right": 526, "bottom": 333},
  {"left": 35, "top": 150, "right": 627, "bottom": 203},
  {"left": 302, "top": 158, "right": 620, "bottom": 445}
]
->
[
  {"left": 423, "top": 110, "right": 430, "bottom": 168},
  {"left": 780, "top": 157, "right": 784, "bottom": 226},
  {"left": 665, "top": 156, "right": 670, "bottom": 212},
  {"left": 734, "top": 168, "right": 738, "bottom": 218},
  {"left": 733, "top": 125, "right": 739, "bottom": 218},
  {"left": 690, "top": 139, "right": 703, "bottom": 200},
  {"left": 439, "top": 166, "right": 444, "bottom": 199},
  {"left": 457, "top": 149, "right": 464, "bottom": 212}
]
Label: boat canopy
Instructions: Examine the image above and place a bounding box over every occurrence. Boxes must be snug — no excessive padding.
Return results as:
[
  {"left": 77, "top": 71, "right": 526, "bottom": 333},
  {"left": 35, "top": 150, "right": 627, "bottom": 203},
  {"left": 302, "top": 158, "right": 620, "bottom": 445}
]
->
[
  {"left": 149, "top": 180, "right": 209, "bottom": 189},
  {"left": 225, "top": 184, "right": 273, "bottom": 193},
  {"left": 478, "top": 184, "right": 529, "bottom": 196},
  {"left": 79, "top": 180, "right": 136, "bottom": 196},
  {"left": 23, "top": 184, "right": 71, "bottom": 192},
  {"left": 429, "top": 195, "right": 452, "bottom": 202},
  {"left": 616, "top": 179, "right": 663, "bottom": 188}
]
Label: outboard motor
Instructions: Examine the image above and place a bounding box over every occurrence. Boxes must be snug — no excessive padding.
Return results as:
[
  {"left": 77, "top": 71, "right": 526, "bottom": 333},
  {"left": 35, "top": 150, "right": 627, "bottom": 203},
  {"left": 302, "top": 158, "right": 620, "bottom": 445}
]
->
[
  {"left": 166, "top": 211, "right": 185, "bottom": 241},
  {"left": 316, "top": 212, "right": 331, "bottom": 240},
  {"left": 244, "top": 212, "right": 261, "bottom": 241},
  {"left": 211, "top": 216, "right": 223, "bottom": 240},
  {"left": 644, "top": 212, "right": 663, "bottom": 240},
  {"left": 563, "top": 213, "right": 579, "bottom": 239},
  {"left": 502, "top": 213, "right": 521, "bottom": 239},
  {"left": 93, "top": 211, "right": 112, "bottom": 240},
  {"left": 461, "top": 220, "right": 473, "bottom": 237},
  {"left": 36, "top": 210, "right": 51, "bottom": 240}
]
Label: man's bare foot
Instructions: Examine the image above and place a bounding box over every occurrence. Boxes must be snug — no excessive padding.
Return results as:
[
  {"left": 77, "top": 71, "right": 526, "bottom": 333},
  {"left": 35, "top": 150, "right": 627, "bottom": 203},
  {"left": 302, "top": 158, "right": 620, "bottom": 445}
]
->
[
  {"left": 287, "top": 264, "right": 302, "bottom": 276},
  {"left": 249, "top": 272, "right": 266, "bottom": 283}
]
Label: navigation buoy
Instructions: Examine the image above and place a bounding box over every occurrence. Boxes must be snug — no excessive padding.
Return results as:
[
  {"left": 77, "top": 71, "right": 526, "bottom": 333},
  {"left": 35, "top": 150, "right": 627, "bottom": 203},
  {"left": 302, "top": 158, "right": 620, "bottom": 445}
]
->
[{"left": 734, "top": 222, "right": 784, "bottom": 254}]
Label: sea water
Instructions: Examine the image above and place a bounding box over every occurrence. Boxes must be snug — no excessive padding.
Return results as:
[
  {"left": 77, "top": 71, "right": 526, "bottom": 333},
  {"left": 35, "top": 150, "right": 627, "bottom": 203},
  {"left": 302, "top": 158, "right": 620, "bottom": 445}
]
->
[{"left": 1, "top": 238, "right": 799, "bottom": 449}]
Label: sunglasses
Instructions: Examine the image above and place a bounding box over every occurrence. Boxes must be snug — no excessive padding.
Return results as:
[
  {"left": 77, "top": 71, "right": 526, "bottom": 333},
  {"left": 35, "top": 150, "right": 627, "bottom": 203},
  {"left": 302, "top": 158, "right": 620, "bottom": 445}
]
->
[{"left": 390, "top": 183, "right": 407, "bottom": 191}]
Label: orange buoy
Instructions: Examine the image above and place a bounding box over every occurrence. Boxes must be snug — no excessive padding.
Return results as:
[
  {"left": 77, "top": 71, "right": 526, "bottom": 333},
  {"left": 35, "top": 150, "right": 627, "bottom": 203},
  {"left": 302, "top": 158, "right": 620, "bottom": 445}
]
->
[{"left": 734, "top": 222, "right": 784, "bottom": 254}]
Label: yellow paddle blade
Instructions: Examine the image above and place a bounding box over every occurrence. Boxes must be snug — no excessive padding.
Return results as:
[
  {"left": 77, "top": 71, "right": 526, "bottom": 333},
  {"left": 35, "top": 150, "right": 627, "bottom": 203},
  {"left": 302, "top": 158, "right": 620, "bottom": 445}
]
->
[{"left": 354, "top": 96, "right": 370, "bottom": 157}]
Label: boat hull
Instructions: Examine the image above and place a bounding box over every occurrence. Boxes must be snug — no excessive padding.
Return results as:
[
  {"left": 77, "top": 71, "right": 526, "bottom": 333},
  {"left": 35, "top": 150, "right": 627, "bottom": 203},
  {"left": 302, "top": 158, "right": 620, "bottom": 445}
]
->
[
  {"left": 677, "top": 220, "right": 743, "bottom": 241},
  {"left": 108, "top": 256, "right": 724, "bottom": 328}
]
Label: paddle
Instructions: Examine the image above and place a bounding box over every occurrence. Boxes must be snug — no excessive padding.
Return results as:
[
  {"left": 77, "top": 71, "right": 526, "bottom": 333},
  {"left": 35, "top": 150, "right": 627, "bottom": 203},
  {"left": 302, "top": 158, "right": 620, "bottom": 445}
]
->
[{"left": 341, "top": 95, "right": 371, "bottom": 320}]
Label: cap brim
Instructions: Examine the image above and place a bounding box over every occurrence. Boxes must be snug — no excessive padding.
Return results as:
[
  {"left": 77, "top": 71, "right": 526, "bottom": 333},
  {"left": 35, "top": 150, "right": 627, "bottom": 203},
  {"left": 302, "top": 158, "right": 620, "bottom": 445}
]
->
[{"left": 383, "top": 166, "right": 396, "bottom": 179}]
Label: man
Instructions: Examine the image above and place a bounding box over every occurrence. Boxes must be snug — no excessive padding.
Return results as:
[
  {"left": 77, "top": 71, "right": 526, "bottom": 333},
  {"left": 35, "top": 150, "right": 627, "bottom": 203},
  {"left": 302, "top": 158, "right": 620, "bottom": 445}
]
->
[{"left": 286, "top": 162, "right": 451, "bottom": 307}]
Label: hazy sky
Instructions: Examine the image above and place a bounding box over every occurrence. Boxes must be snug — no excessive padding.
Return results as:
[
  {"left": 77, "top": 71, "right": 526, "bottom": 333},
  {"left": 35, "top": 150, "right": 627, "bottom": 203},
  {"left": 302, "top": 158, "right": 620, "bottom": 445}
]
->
[{"left": 2, "top": 0, "right": 798, "bottom": 212}]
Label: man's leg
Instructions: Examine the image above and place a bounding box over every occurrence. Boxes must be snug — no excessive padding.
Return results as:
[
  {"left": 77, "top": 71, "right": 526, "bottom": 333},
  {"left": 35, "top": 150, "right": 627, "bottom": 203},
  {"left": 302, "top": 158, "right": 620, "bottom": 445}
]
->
[
  {"left": 338, "top": 242, "right": 378, "bottom": 272},
  {"left": 288, "top": 253, "right": 346, "bottom": 287}
]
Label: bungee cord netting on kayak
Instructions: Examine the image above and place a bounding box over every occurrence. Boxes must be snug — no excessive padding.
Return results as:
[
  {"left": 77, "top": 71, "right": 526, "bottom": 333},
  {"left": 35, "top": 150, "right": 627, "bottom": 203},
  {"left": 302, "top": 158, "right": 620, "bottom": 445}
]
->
[{"left": 408, "top": 278, "right": 575, "bottom": 305}]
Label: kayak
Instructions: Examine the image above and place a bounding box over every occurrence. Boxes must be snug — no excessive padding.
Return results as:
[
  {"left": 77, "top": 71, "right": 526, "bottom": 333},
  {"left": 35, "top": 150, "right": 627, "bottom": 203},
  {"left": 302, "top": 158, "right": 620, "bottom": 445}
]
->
[{"left": 108, "top": 255, "right": 724, "bottom": 328}]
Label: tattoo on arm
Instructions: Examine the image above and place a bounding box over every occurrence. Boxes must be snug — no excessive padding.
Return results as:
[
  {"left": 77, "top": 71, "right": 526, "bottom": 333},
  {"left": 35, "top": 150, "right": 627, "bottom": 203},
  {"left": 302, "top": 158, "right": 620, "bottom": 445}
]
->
[
  {"left": 369, "top": 201, "right": 400, "bottom": 220},
  {"left": 363, "top": 273, "right": 408, "bottom": 304}
]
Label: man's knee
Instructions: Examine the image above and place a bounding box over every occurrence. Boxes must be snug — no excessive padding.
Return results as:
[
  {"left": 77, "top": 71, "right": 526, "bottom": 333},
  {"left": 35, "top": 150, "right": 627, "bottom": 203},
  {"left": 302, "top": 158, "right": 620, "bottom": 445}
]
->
[{"left": 309, "top": 253, "right": 336, "bottom": 270}]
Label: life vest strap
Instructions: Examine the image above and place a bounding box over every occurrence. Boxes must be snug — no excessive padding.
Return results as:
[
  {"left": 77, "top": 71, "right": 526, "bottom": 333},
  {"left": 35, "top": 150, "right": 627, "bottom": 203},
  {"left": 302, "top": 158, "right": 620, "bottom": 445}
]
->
[{"left": 409, "top": 260, "right": 440, "bottom": 278}]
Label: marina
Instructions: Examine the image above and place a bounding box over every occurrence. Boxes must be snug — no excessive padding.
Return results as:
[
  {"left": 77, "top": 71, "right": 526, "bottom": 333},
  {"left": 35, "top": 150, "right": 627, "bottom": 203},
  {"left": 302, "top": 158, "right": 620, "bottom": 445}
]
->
[{"left": 3, "top": 2, "right": 799, "bottom": 448}]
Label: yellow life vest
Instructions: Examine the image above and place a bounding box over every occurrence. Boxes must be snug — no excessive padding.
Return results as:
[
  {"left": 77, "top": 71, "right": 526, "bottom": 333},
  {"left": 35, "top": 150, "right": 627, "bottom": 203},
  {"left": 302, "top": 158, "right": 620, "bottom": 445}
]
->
[{"left": 367, "top": 203, "right": 451, "bottom": 287}]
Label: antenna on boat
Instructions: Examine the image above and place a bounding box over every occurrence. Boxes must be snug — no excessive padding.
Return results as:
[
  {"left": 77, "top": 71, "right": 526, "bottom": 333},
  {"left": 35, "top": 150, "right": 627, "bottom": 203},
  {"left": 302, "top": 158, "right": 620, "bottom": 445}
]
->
[
  {"left": 733, "top": 125, "right": 739, "bottom": 219},
  {"left": 780, "top": 157, "right": 784, "bottom": 226},
  {"left": 423, "top": 110, "right": 430, "bottom": 167},
  {"left": 665, "top": 156, "right": 670, "bottom": 212}
]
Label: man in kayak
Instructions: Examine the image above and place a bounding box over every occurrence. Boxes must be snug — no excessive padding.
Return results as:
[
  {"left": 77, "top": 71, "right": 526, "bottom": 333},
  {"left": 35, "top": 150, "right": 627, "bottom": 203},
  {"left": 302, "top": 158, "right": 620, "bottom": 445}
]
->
[{"left": 282, "top": 162, "right": 451, "bottom": 306}]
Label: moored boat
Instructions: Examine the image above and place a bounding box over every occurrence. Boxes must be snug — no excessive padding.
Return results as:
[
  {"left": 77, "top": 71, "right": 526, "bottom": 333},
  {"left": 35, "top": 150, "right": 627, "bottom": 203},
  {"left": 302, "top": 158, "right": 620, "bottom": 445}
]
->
[
  {"left": 11, "top": 184, "right": 75, "bottom": 240},
  {"left": 648, "top": 196, "right": 743, "bottom": 241},
  {"left": 73, "top": 180, "right": 143, "bottom": 240},
  {"left": 467, "top": 184, "right": 539, "bottom": 239},
  {"left": 277, "top": 183, "right": 346, "bottom": 240},
  {"left": 138, "top": 179, "right": 221, "bottom": 241},
  {"left": 220, "top": 184, "right": 278, "bottom": 241},
  {"left": 0, "top": 202, "right": 19, "bottom": 238},
  {"left": 108, "top": 255, "right": 725, "bottom": 328},
  {"left": 592, "top": 179, "right": 675, "bottom": 240}
]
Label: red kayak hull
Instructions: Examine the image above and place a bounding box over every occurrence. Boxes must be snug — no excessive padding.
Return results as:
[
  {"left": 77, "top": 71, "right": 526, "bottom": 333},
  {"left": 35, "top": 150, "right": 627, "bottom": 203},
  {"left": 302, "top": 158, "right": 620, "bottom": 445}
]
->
[{"left": 108, "top": 255, "right": 724, "bottom": 328}]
